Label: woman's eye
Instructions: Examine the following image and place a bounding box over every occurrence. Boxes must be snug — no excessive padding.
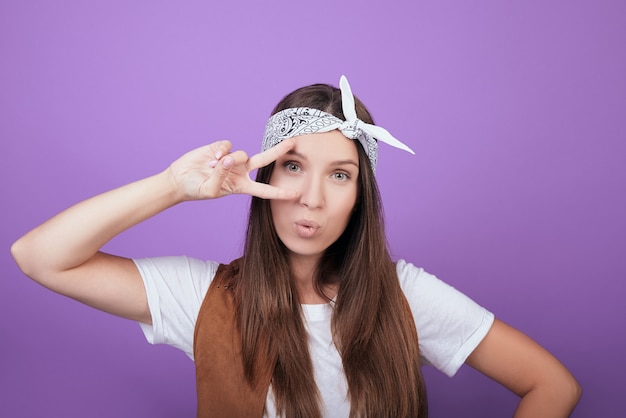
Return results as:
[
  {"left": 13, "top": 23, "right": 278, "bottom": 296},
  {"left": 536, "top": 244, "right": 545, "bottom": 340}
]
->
[
  {"left": 284, "top": 162, "right": 300, "bottom": 172},
  {"left": 333, "top": 172, "right": 349, "bottom": 181}
]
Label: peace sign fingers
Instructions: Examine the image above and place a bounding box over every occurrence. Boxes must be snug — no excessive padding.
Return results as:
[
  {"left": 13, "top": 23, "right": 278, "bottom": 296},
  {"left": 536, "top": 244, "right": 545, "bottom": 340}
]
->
[
  {"left": 238, "top": 138, "right": 298, "bottom": 200},
  {"left": 247, "top": 138, "right": 296, "bottom": 171}
]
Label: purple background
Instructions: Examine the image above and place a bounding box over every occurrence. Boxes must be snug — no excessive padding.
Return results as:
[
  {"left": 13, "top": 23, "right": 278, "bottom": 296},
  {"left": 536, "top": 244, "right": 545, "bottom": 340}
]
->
[{"left": 1, "top": 1, "right": 624, "bottom": 416}]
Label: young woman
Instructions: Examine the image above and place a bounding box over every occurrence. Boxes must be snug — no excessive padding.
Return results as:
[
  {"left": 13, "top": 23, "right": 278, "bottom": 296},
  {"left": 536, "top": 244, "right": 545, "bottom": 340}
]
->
[{"left": 12, "top": 76, "right": 580, "bottom": 417}]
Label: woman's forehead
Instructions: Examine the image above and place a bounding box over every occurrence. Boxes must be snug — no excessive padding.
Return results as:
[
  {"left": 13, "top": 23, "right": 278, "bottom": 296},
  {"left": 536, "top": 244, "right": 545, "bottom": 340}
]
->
[{"left": 285, "top": 132, "right": 360, "bottom": 167}]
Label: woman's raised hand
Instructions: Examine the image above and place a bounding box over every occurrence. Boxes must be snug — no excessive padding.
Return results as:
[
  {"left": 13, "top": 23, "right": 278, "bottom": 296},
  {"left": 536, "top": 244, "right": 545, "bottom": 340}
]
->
[{"left": 166, "top": 139, "right": 298, "bottom": 201}]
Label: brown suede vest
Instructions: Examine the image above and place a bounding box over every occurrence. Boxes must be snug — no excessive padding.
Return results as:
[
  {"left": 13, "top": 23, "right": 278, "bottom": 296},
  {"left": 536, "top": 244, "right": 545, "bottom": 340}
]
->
[{"left": 193, "top": 259, "right": 274, "bottom": 418}]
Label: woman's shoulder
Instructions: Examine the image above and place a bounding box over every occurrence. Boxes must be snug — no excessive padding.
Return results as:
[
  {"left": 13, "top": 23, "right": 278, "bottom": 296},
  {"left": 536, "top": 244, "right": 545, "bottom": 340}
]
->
[
  {"left": 394, "top": 259, "right": 431, "bottom": 288},
  {"left": 132, "top": 256, "right": 223, "bottom": 359},
  {"left": 133, "top": 255, "right": 221, "bottom": 292},
  {"left": 394, "top": 259, "right": 495, "bottom": 376},
  {"left": 394, "top": 258, "right": 481, "bottom": 312}
]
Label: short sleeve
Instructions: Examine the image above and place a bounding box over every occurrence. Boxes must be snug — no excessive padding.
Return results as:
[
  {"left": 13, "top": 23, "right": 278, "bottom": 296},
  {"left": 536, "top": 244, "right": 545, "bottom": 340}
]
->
[
  {"left": 396, "top": 259, "right": 495, "bottom": 377},
  {"left": 132, "top": 256, "right": 219, "bottom": 359}
]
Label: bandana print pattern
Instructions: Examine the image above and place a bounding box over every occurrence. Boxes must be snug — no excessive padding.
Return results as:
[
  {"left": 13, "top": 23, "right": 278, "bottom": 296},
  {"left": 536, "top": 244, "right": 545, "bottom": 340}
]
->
[{"left": 262, "top": 107, "right": 378, "bottom": 172}]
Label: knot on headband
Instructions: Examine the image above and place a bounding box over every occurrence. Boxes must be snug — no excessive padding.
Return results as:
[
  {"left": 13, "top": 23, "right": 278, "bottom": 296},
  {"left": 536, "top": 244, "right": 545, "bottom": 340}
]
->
[
  {"left": 262, "top": 75, "right": 414, "bottom": 173},
  {"left": 337, "top": 119, "right": 363, "bottom": 140}
]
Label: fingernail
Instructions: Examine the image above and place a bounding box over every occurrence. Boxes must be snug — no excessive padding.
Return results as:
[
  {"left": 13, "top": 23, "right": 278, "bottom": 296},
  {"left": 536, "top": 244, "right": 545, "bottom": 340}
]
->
[
  {"left": 208, "top": 160, "right": 218, "bottom": 168},
  {"left": 223, "top": 156, "right": 234, "bottom": 168},
  {"left": 215, "top": 151, "right": 223, "bottom": 159}
]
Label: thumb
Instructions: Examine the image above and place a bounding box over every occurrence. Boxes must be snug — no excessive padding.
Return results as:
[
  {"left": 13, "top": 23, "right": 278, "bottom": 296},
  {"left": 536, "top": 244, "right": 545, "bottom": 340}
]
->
[{"left": 203, "top": 155, "right": 235, "bottom": 197}]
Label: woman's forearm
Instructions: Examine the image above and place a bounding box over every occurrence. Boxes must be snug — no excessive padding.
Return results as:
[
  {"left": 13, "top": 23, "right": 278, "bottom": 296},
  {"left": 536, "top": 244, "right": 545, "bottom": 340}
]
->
[{"left": 11, "top": 170, "right": 179, "bottom": 281}]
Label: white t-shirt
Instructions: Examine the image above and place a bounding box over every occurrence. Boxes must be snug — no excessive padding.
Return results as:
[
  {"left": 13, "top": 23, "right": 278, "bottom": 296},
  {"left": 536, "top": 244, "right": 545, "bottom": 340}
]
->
[{"left": 134, "top": 256, "right": 494, "bottom": 417}]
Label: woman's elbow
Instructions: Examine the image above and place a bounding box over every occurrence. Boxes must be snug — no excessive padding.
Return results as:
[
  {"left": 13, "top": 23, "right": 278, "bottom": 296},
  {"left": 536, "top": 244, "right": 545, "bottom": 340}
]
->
[
  {"left": 545, "top": 369, "right": 582, "bottom": 413},
  {"left": 11, "top": 235, "right": 48, "bottom": 281},
  {"left": 565, "top": 374, "right": 582, "bottom": 409},
  {"left": 11, "top": 237, "right": 32, "bottom": 276}
]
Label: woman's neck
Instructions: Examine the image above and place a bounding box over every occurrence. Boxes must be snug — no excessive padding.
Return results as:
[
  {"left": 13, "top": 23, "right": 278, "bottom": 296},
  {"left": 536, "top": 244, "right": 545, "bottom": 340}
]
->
[{"left": 288, "top": 254, "right": 336, "bottom": 304}]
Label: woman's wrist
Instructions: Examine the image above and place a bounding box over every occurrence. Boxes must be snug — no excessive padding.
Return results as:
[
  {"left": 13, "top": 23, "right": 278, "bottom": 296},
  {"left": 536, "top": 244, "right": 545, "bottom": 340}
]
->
[{"left": 155, "top": 168, "right": 187, "bottom": 205}]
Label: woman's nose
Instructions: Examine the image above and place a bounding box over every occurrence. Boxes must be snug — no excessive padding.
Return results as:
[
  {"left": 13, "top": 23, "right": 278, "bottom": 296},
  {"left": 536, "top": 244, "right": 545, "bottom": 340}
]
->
[{"left": 299, "top": 176, "right": 324, "bottom": 209}]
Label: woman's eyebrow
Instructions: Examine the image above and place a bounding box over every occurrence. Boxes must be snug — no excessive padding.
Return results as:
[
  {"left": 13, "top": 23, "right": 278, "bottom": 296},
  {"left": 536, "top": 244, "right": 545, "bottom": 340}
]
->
[
  {"left": 331, "top": 159, "right": 359, "bottom": 168},
  {"left": 285, "top": 150, "right": 357, "bottom": 168},
  {"left": 285, "top": 150, "right": 306, "bottom": 159}
]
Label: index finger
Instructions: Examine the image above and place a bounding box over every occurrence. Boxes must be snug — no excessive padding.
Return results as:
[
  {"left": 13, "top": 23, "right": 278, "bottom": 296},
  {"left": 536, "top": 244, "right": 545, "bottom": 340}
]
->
[
  {"left": 244, "top": 181, "right": 299, "bottom": 201},
  {"left": 247, "top": 138, "right": 296, "bottom": 170}
]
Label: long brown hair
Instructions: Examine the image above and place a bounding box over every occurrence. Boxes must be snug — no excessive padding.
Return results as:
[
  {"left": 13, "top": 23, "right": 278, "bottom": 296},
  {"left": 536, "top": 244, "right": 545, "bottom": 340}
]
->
[{"left": 235, "top": 82, "right": 427, "bottom": 417}]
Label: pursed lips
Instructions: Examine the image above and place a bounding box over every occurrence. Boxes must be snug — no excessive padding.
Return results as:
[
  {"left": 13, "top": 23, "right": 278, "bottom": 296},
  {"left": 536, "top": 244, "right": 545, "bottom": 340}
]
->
[{"left": 294, "top": 219, "right": 321, "bottom": 238}]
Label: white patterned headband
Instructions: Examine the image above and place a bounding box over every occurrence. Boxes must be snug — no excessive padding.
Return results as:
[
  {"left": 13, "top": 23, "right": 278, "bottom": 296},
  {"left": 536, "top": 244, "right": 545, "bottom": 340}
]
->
[{"left": 262, "top": 75, "right": 414, "bottom": 173}]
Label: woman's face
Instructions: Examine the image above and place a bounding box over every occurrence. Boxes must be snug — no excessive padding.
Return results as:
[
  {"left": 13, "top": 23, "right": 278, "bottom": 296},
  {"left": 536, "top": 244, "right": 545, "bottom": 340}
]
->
[{"left": 269, "top": 131, "right": 359, "bottom": 263}]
